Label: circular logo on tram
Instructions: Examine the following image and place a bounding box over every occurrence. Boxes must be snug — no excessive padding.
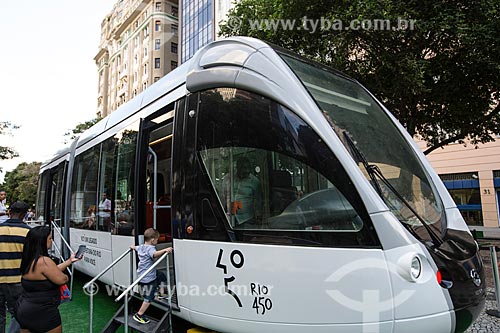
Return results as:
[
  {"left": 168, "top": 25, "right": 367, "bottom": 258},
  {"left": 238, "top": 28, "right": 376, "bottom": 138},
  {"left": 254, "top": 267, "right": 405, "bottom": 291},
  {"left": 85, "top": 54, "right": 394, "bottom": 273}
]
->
[{"left": 470, "top": 269, "right": 481, "bottom": 287}]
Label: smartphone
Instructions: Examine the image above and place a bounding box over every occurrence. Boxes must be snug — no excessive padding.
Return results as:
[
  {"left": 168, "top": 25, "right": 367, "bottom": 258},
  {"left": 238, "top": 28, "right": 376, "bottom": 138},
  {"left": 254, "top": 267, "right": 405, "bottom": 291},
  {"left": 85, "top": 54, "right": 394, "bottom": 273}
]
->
[{"left": 75, "top": 245, "right": 86, "bottom": 259}]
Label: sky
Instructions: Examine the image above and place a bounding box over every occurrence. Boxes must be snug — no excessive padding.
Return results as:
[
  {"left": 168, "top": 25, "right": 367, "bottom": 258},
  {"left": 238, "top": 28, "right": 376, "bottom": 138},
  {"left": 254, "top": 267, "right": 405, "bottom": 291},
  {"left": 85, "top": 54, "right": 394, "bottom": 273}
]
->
[{"left": 0, "top": 0, "right": 117, "bottom": 182}]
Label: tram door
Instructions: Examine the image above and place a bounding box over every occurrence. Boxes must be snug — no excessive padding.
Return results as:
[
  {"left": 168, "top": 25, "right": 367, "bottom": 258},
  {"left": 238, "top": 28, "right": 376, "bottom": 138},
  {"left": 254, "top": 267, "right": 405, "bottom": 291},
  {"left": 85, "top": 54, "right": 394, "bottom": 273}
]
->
[
  {"left": 138, "top": 110, "right": 175, "bottom": 278},
  {"left": 48, "top": 163, "right": 66, "bottom": 226},
  {"left": 47, "top": 163, "right": 68, "bottom": 257}
]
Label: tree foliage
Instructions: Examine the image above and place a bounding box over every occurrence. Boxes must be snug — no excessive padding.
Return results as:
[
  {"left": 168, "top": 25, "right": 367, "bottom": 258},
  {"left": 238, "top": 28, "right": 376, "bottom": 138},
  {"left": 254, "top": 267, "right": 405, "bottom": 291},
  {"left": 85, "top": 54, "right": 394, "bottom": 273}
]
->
[
  {"left": 219, "top": 0, "right": 500, "bottom": 154},
  {"left": 0, "top": 122, "right": 19, "bottom": 170},
  {"left": 64, "top": 117, "right": 102, "bottom": 143},
  {"left": 1, "top": 162, "right": 41, "bottom": 207}
]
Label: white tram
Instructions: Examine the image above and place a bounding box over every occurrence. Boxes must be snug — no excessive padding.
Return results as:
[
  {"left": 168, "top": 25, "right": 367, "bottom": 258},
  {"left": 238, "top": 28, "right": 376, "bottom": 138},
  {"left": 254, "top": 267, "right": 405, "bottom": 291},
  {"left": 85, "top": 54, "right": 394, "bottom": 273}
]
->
[{"left": 37, "top": 37, "right": 485, "bottom": 332}]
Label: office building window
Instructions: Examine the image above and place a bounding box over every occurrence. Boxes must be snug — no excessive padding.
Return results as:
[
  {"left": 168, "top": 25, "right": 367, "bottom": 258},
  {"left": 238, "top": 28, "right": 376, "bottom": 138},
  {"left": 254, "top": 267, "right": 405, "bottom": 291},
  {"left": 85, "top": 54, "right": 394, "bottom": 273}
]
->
[
  {"left": 448, "top": 187, "right": 482, "bottom": 226},
  {"left": 171, "top": 24, "right": 178, "bottom": 34},
  {"left": 155, "top": 2, "right": 161, "bottom": 11},
  {"left": 143, "top": 82, "right": 148, "bottom": 90},
  {"left": 172, "top": 6, "right": 178, "bottom": 17},
  {"left": 171, "top": 61, "right": 177, "bottom": 70},
  {"left": 155, "top": 39, "right": 161, "bottom": 50},
  {"left": 143, "top": 26, "right": 149, "bottom": 38},
  {"left": 171, "top": 42, "right": 178, "bottom": 54},
  {"left": 181, "top": 0, "right": 213, "bottom": 62},
  {"left": 154, "top": 77, "right": 160, "bottom": 82},
  {"left": 144, "top": 47, "right": 148, "bottom": 57},
  {"left": 144, "top": 63, "right": 148, "bottom": 75},
  {"left": 155, "top": 58, "right": 161, "bottom": 69},
  {"left": 155, "top": 20, "right": 161, "bottom": 31}
]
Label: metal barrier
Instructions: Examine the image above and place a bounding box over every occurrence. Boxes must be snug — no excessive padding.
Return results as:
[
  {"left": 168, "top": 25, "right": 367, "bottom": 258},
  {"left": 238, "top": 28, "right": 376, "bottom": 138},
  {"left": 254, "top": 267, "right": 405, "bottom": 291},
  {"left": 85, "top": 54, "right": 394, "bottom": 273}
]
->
[
  {"left": 486, "top": 245, "right": 500, "bottom": 318},
  {"left": 83, "top": 248, "right": 134, "bottom": 333},
  {"left": 115, "top": 251, "right": 172, "bottom": 333}
]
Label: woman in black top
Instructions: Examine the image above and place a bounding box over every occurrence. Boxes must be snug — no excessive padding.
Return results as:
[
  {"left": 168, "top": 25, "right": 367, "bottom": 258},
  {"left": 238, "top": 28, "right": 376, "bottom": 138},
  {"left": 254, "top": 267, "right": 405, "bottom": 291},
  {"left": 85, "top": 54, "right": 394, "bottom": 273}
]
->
[{"left": 16, "top": 226, "right": 80, "bottom": 333}]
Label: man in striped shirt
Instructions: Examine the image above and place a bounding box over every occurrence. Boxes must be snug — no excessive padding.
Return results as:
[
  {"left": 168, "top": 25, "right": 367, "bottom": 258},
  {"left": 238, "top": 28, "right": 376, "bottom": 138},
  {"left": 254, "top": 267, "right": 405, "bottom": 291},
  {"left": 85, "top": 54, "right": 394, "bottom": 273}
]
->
[{"left": 0, "top": 201, "right": 30, "bottom": 333}]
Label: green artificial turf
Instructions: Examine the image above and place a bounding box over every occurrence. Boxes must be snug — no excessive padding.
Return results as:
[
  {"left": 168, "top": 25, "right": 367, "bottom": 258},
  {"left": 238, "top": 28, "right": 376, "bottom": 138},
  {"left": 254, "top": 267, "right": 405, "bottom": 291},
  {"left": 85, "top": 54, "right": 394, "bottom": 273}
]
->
[{"left": 6, "top": 271, "right": 124, "bottom": 333}]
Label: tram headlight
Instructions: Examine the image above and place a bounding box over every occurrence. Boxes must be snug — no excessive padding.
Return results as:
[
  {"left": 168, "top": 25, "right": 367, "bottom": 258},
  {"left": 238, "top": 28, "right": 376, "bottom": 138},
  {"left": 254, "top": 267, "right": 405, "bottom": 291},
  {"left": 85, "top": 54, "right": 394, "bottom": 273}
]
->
[
  {"left": 410, "top": 256, "right": 422, "bottom": 280},
  {"left": 397, "top": 253, "right": 423, "bottom": 282}
]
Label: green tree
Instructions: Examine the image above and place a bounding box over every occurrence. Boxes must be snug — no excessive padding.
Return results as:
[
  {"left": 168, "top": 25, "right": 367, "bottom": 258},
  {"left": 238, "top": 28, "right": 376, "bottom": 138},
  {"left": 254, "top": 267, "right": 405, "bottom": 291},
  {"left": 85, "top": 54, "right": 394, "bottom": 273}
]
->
[
  {"left": 64, "top": 117, "right": 102, "bottom": 143},
  {"left": 1, "top": 162, "right": 41, "bottom": 206},
  {"left": 0, "top": 121, "right": 19, "bottom": 172},
  {"left": 220, "top": 0, "right": 500, "bottom": 154}
]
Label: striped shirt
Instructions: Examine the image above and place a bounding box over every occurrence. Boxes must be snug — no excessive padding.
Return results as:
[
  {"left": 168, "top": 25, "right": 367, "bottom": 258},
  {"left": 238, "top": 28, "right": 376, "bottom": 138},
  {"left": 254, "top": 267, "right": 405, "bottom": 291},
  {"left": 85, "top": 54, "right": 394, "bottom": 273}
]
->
[{"left": 0, "top": 219, "right": 30, "bottom": 283}]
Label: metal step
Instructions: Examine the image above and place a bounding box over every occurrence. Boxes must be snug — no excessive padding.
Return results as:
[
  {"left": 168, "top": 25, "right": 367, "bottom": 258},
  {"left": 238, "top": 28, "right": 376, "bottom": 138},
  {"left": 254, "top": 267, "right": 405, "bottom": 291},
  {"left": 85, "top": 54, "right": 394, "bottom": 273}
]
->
[
  {"left": 152, "top": 292, "right": 179, "bottom": 312},
  {"left": 114, "top": 313, "right": 166, "bottom": 332},
  {"left": 101, "top": 302, "right": 171, "bottom": 333}
]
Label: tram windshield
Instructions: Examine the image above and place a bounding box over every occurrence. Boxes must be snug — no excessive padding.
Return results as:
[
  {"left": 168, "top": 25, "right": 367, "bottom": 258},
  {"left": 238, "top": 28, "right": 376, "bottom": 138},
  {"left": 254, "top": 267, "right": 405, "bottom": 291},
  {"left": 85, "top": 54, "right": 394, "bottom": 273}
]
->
[
  {"left": 281, "top": 54, "right": 444, "bottom": 231},
  {"left": 196, "top": 88, "right": 380, "bottom": 247}
]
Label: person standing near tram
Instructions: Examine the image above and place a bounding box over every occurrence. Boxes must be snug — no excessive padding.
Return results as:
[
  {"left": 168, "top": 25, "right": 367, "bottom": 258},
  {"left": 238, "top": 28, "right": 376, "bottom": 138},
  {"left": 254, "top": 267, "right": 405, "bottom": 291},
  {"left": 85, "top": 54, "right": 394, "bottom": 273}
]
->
[
  {"left": 0, "top": 201, "right": 31, "bottom": 333},
  {"left": 0, "top": 190, "right": 8, "bottom": 224},
  {"left": 222, "top": 156, "right": 263, "bottom": 228},
  {"left": 98, "top": 193, "right": 112, "bottom": 231}
]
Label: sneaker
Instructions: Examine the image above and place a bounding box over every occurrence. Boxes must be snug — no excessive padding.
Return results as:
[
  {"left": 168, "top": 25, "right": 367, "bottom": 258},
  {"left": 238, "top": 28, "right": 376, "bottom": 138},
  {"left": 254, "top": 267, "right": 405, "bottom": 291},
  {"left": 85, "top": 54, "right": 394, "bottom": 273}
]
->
[
  {"left": 133, "top": 313, "right": 150, "bottom": 324},
  {"left": 157, "top": 293, "right": 168, "bottom": 300}
]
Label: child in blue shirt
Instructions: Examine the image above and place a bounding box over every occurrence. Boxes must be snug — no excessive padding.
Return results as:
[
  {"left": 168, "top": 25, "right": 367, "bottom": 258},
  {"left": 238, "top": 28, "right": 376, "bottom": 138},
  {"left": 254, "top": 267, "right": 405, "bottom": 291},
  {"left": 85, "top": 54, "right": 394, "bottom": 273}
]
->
[{"left": 130, "top": 228, "right": 172, "bottom": 324}]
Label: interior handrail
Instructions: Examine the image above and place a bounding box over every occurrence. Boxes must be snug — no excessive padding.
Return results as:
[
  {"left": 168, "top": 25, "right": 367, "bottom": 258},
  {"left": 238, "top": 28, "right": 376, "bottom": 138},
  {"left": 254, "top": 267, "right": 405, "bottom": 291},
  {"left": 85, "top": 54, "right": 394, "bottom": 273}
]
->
[
  {"left": 115, "top": 251, "right": 169, "bottom": 302},
  {"left": 148, "top": 147, "right": 158, "bottom": 229},
  {"left": 83, "top": 248, "right": 133, "bottom": 290}
]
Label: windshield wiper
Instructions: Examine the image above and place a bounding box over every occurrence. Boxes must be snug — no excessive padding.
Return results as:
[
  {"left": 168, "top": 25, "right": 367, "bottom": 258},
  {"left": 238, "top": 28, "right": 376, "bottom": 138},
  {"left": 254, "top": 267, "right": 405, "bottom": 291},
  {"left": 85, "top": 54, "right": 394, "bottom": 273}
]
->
[{"left": 342, "top": 131, "right": 443, "bottom": 247}]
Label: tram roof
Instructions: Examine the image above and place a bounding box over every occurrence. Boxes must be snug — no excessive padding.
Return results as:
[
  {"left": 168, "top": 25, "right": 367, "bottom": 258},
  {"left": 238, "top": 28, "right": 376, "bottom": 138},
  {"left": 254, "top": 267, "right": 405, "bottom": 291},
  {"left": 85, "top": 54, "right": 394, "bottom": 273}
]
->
[{"left": 41, "top": 37, "right": 357, "bottom": 172}]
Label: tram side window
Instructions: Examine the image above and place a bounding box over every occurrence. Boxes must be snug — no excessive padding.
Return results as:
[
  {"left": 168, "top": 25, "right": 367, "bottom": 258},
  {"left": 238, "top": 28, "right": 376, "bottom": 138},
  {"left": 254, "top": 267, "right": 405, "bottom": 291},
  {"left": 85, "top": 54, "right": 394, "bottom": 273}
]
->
[
  {"left": 71, "top": 146, "right": 100, "bottom": 229},
  {"left": 197, "top": 88, "right": 371, "bottom": 236},
  {"left": 114, "top": 127, "right": 138, "bottom": 235},
  {"left": 97, "top": 138, "right": 116, "bottom": 232}
]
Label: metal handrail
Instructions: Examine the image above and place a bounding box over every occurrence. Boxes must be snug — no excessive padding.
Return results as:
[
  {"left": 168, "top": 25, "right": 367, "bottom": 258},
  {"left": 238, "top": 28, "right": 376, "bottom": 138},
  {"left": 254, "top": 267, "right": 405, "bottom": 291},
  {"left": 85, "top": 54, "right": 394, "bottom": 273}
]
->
[
  {"left": 51, "top": 241, "right": 72, "bottom": 276},
  {"left": 115, "top": 251, "right": 169, "bottom": 302},
  {"left": 51, "top": 221, "right": 75, "bottom": 300},
  {"left": 116, "top": 251, "right": 172, "bottom": 333},
  {"left": 84, "top": 248, "right": 134, "bottom": 333},
  {"left": 51, "top": 221, "right": 73, "bottom": 254},
  {"left": 83, "top": 248, "right": 133, "bottom": 290}
]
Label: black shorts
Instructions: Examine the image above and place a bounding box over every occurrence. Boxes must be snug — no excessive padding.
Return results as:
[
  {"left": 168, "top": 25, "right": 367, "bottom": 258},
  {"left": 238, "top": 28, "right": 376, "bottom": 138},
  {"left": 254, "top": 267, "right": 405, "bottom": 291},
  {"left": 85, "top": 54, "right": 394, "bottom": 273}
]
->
[{"left": 16, "top": 297, "right": 61, "bottom": 333}]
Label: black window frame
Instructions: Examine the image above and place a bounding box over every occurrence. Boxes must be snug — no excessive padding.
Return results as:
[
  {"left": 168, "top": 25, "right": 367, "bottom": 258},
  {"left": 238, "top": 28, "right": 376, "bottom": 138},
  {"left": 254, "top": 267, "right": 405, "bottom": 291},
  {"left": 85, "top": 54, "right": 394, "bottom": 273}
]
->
[{"left": 184, "top": 88, "right": 381, "bottom": 248}]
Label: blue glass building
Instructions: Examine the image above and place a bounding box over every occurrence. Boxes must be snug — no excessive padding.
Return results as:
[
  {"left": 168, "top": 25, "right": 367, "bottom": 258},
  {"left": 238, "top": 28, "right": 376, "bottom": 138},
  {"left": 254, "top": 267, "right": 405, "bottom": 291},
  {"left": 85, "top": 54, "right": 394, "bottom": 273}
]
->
[{"left": 181, "top": 0, "right": 213, "bottom": 63}]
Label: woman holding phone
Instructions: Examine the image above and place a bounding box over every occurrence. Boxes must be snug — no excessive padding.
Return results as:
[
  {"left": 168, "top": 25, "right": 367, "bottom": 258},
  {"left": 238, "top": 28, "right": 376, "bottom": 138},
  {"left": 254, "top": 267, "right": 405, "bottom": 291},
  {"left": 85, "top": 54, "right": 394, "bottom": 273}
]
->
[{"left": 15, "top": 226, "right": 81, "bottom": 333}]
